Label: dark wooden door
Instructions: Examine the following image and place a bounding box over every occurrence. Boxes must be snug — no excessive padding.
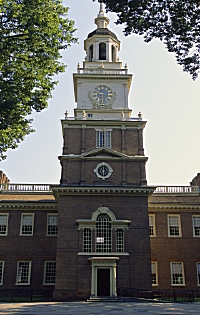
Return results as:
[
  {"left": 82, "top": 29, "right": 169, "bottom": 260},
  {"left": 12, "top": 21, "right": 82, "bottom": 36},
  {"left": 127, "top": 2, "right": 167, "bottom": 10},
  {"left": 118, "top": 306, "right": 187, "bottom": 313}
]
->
[{"left": 97, "top": 269, "right": 110, "bottom": 296}]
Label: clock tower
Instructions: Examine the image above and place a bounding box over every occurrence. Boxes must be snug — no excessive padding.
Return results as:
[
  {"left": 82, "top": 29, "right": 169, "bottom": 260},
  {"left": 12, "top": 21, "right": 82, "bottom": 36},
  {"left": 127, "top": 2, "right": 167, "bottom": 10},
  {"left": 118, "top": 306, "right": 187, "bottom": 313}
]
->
[{"left": 53, "top": 3, "right": 154, "bottom": 301}]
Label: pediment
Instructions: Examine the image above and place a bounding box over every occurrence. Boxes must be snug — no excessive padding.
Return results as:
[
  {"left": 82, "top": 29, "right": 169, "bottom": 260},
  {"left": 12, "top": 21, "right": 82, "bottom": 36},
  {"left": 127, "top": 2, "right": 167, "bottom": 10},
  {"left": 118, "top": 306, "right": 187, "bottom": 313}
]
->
[{"left": 80, "top": 148, "right": 128, "bottom": 159}]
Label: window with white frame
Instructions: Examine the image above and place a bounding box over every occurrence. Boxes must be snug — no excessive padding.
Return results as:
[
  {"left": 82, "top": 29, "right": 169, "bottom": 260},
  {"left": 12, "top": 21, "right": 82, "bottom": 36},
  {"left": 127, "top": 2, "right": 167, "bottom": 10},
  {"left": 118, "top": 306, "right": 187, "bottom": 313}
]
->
[
  {"left": 197, "top": 263, "right": 200, "bottom": 285},
  {"left": 96, "top": 214, "right": 111, "bottom": 253},
  {"left": 193, "top": 216, "right": 200, "bottom": 237},
  {"left": 168, "top": 215, "right": 181, "bottom": 237},
  {"left": 96, "top": 130, "right": 111, "bottom": 148},
  {"left": 47, "top": 214, "right": 58, "bottom": 236},
  {"left": 44, "top": 261, "right": 56, "bottom": 285},
  {"left": 170, "top": 262, "right": 185, "bottom": 285},
  {"left": 77, "top": 207, "right": 130, "bottom": 254},
  {"left": 149, "top": 214, "right": 156, "bottom": 236},
  {"left": 83, "top": 229, "right": 92, "bottom": 252},
  {"left": 151, "top": 262, "right": 158, "bottom": 286},
  {"left": 16, "top": 261, "right": 31, "bottom": 285},
  {"left": 0, "top": 214, "right": 8, "bottom": 235},
  {"left": 0, "top": 261, "right": 5, "bottom": 285},
  {"left": 116, "top": 229, "right": 124, "bottom": 253},
  {"left": 20, "top": 214, "right": 34, "bottom": 235}
]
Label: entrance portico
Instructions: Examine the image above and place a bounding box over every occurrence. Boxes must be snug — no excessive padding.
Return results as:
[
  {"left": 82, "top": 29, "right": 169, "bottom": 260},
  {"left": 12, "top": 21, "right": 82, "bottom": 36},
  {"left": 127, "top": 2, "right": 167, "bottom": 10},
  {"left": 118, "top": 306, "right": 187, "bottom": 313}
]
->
[{"left": 88, "top": 257, "right": 119, "bottom": 297}]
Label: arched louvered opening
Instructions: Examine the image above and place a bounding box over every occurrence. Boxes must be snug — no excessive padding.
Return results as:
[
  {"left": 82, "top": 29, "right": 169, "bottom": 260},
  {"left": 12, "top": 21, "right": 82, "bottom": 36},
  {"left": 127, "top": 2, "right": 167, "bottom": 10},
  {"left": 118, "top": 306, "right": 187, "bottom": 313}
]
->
[
  {"left": 99, "top": 42, "right": 106, "bottom": 60},
  {"left": 89, "top": 44, "right": 93, "bottom": 62},
  {"left": 96, "top": 214, "right": 111, "bottom": 252}
]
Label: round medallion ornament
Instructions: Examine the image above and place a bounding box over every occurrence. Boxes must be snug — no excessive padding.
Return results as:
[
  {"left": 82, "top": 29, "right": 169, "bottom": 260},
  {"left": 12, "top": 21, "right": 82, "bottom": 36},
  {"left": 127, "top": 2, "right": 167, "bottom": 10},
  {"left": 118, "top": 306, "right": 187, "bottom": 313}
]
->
[{"left": 94, "top": 162, "right": 113, "bottom": 180}]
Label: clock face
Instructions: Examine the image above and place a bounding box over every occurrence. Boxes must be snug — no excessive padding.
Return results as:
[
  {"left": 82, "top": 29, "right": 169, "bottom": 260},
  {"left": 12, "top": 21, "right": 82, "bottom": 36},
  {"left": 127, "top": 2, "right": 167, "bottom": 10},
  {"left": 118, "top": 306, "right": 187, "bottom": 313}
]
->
[{"left": 92, "top": 85, "right": 113, "bottom": 106}]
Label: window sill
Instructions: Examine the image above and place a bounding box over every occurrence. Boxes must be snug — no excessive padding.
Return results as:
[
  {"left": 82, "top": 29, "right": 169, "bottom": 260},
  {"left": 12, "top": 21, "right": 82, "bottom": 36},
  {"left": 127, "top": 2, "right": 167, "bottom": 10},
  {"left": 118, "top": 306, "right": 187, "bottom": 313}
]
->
[
  {"left": 15, "top": 283, "right": 30, "bottom": 286},
  {"left": 78, "top": 252, "right": 129, "bottom": 256},
  {"left": 171, "top": 284, "right": 186, "bottom": 287}
]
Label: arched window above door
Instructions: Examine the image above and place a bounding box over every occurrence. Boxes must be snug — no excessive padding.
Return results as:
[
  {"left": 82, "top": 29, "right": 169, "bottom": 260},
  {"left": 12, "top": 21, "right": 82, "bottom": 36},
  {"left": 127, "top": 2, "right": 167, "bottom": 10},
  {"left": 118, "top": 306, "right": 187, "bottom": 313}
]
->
[{"left": 76, "top": 207, "right": 130, "bottom": 255}]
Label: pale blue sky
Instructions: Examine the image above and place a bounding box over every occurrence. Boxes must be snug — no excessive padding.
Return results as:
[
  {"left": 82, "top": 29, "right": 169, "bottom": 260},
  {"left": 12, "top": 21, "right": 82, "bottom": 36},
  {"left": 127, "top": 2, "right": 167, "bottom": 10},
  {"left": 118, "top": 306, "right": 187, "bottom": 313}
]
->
[{"left": 1, "top": 0, "right": 200, "bottom": 185}]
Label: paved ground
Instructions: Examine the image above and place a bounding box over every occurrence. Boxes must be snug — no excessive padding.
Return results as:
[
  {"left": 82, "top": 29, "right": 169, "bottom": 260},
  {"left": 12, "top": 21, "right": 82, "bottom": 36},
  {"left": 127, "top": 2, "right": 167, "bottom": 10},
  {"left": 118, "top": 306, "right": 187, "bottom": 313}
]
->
[{"left": 0, "top": 301, "right": 200, "bottom": 315}]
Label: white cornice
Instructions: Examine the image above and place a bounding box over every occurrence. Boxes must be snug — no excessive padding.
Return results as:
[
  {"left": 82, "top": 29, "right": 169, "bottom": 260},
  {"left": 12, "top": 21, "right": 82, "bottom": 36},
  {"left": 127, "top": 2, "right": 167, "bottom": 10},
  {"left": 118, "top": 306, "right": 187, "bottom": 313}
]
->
[
  {"left": 51, "top": 185, "right": 156, "bottom": 199},
  {"left": 0, "top": 201, "right": 57, "bottom": 210},
  {"left": 61, "top": 119, "right": 147, "bottom": 130}
]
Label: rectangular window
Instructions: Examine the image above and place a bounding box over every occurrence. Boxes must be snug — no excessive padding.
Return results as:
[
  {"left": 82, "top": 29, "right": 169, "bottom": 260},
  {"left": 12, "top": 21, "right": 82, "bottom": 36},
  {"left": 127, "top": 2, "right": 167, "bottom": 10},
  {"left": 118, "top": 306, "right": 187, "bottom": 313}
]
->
[
  {"left": 0, "top": 214, "right": 9, "bottom": 235},
  {"left": 197, "top": 263, "right": 200, "bottom": 285},
  {"left": 170, "top": 262, "right": 185, "bottom": 285},
  {"left": 193, "top": 216, "right": 200, "bottom": 237},
  {"left": 0, "top": 261, "right": 5, "bottom": 285},
  {"left": 20, "top": 214, "right": 34, "bottom": 235},
  {"left": 151, "top": 262, "right": 158, "bottom": 286},
  {"left": 116, "top": 229, "right": 124, "bottom": 253},
  {"left": 96, "top": 130, "right": 111, "bottom": 148},
  {"left": 44, "top": 261, "right": 56, "bottom": 285},
  {"left": 16, "top": 261, "right": 31, "bottom": 285},
  {"left": 149, "top": 214, "right": 156, "bottom": 236},
  {"left": 168, "top": 215, "right": 181, "bottom": 237},
  {"left": 47, "top": 214, "right": 58, "bottom": 236},
  {"left": 83, "top": 229, "right": 92, "bottom": 252}
]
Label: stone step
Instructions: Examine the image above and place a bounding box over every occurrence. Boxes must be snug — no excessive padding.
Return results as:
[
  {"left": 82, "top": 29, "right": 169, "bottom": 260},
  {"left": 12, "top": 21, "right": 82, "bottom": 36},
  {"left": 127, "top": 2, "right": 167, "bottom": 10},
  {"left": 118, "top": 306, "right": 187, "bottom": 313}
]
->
[{"left": 87, "top": 296, "right": 121, "bottom": 302}]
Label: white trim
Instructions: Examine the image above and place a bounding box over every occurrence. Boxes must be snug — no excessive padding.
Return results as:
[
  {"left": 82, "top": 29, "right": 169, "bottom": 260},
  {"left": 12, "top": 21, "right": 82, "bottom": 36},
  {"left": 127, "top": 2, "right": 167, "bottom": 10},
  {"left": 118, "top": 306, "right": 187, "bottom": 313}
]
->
[
  {"left": 0, "top": 261, "right": 5, "bottom": 285},
  {"left": 16, "top": 261, "right": 32, "bottom": 285},
  {"left": 46, "top": 213, "right": 58, "bottom": 236},
  {"left": 192, "top": 215, "right": 200, "bottom": 237},
  {"left": 170, "top": 262, "right": 185, "bottom": 286},
  {"left": 0, "top": 213, "right": 9, "bottom": 236},
  {"left": 168, "top": 214, "right": 182, "bottom": 237},
  {"left": 196, "top": 262, "right": 200, "bottom": 286},
  {"left": 149, "top": 214, "right": 156, "bottom": 237},
  {"left": 20, "top": 213, "right": 34, "bottom": 236},
  {"left": 78, "top": 252, "right": 129, "bottom": 256},
  {"left": 94, "top": 162, "right": 113, "bottom": 180},
  {"left": 88, "top": 257, "right": 119, "bottom": 297},
  {"left": 92, "top": 207, "right": 116, "bottom": 221},
  {"left": 151, "top": 261, "right": 158, "bottom": 286}
]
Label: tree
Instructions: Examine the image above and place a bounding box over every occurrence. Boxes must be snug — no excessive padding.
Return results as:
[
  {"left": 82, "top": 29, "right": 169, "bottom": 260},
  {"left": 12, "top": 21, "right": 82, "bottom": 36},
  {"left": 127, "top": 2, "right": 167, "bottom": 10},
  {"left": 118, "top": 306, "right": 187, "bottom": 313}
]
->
[
  {"left": 0, "top": 0, "right": 77, "bottom": 160},
  {"left": 97, "top": 0, "right": 200, "bottom": 80}
]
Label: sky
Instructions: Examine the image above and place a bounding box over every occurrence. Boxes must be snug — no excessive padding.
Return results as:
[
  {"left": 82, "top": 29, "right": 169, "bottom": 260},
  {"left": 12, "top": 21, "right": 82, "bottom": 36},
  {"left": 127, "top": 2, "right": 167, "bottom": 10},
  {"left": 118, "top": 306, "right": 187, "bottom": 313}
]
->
[{"left": 1, "top": 0, "right": 200, "bottom": 186}]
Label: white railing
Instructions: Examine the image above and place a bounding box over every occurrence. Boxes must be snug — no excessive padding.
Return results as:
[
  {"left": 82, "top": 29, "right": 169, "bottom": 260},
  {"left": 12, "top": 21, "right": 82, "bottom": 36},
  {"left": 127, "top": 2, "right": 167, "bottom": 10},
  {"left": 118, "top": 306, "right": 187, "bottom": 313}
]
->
[
  {"left": 0, "top": 184, "right": 52, "bottom": 192},
  {"left": 0, "top": 184, "right": 199, "bottom": 194},
  {"left": 77, "top": 68, "right": 128, "bottom": 75},
  {"left": 154, "top": 186, "right": 199, "bottom": 194}
]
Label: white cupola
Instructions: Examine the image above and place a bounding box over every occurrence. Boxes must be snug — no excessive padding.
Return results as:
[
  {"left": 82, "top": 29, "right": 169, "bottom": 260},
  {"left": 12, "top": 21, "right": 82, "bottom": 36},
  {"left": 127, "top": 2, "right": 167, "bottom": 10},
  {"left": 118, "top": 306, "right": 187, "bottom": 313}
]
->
[{"left": 84, "top": 2, "right": 121, "bottom": 68}]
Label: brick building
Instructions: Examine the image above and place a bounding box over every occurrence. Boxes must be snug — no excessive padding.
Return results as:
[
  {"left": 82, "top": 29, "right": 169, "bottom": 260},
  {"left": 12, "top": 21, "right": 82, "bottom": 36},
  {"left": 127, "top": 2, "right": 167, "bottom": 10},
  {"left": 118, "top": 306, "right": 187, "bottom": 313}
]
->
[{"left": 0, "top": 3, "right": 200, "bottom": 300}]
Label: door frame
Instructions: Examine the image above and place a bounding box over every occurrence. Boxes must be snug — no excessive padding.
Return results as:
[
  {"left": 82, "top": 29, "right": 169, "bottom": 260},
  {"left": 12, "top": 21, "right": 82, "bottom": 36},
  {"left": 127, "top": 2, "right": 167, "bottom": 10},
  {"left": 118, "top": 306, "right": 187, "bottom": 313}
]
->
[{"left": 88, "top": 257, "right": 119, "bottom": 297}]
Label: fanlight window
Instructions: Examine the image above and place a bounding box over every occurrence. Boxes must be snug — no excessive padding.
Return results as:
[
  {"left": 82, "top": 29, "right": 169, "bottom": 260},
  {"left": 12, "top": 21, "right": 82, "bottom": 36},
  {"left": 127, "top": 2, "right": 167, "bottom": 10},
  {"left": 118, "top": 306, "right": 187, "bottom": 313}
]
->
[
  {"left": 77, "top": 207, "right": 130, "bottom": 254},
  {"left": 99, "top": 43, "right": 106, "bottom": 60}
]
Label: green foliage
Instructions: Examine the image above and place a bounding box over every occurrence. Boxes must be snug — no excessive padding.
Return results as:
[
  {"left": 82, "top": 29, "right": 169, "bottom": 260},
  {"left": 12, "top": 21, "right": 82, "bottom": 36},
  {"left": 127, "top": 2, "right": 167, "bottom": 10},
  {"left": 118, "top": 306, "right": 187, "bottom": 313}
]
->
[
  {"left": 0, "top": 0, "right": 77, "bottom": 160},
  {"left": 101, "top": 0, "right": 200, "bottom": 80}
]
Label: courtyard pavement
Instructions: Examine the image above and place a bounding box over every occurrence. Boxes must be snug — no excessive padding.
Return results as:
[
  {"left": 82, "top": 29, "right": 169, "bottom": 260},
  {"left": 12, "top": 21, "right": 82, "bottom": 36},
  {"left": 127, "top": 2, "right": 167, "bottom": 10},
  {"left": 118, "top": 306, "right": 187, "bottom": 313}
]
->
[{"left": 0, "top": 301, "right": 200, "bottom": 315}]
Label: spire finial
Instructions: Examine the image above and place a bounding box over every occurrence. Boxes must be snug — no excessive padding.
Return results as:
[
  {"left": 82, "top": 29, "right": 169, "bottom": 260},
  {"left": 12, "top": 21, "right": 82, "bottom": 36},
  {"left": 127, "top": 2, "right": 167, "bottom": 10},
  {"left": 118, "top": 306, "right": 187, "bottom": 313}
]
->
[
  {"left": 99, "top": 1, "right": 104, "bottom": 13},
  {"left": 95, "top": 0, "right": 109, "bottom": 28}
]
